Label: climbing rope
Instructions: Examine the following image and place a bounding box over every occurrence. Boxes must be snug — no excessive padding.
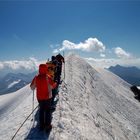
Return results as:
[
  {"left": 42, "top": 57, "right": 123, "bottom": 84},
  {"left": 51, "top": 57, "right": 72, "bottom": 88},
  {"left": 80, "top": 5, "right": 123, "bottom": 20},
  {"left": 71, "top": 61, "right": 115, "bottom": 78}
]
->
[{"left": 11, "top": 105, "right": 38, "bottom": 140}]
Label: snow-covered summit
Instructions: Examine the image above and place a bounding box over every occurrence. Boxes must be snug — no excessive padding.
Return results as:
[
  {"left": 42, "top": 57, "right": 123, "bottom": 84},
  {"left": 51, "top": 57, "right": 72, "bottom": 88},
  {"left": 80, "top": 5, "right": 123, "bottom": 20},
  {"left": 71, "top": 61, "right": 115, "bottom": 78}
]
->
[
  {"left": 0, "top": 54, "right": 140, "bottom": 140},
  {"left": 50, "top": 54, "right": 140, "bottom": 140}
]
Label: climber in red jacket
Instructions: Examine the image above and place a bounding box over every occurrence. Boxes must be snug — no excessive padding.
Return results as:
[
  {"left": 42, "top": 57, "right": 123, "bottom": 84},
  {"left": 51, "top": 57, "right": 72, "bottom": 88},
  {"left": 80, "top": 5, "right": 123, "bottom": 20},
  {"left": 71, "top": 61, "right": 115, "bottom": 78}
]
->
[{"left": 30, "top": 64, "right": 57, "bottom": 131}]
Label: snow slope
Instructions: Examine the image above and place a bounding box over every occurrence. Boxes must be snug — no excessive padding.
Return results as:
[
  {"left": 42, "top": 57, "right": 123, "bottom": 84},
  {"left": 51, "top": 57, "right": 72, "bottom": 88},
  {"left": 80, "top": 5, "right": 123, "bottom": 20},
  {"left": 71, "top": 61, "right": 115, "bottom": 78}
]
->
[
  {"left": 49, "top": 54, "right": 140, "bottom": 140},
  {"left": 0, "top": 85, "right": 38, "bottom": 140},
  {"left": 0, "top": 54, "right": 140, "bottom": 140}
]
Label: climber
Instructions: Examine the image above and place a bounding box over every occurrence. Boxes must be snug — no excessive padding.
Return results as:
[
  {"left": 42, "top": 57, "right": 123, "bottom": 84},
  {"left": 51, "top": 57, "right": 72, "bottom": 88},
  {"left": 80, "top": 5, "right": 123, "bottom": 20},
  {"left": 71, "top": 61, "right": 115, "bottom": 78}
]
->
[
  {"left": 46, "top": 56, "right": 59, "bottom": 107},
  {"left": 55, "top": 53, "right": 65, "bottom": 84},
  {"left": 30, "top": 64, "right": 57, "bottom": 132}
]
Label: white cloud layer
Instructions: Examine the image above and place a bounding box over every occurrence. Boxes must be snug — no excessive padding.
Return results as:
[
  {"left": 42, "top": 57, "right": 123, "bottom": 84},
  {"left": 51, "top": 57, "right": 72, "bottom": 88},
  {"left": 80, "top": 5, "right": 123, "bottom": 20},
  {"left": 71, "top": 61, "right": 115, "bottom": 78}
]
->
[
  {"left": 86, "top": 57, "right": 140, "bottom": 68},
  {"left": 0, "top": 57, "right": 39, "bottom": 71},
  {"left": 0, "top": 57, "right": 44, "bottom": 76},
  {"left": 53, "top": 38, "right": 105, "bottom": 53},
  {"left": 114, "top": 47, "right": 131, "bottom": 59}
]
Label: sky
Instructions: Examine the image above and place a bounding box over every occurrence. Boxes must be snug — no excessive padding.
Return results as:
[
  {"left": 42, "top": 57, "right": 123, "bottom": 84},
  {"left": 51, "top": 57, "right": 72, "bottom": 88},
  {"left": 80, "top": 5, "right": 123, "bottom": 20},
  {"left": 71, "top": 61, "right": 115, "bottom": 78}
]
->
[{"left": 0, "top": 0, "right": 140, "bottom": 73}]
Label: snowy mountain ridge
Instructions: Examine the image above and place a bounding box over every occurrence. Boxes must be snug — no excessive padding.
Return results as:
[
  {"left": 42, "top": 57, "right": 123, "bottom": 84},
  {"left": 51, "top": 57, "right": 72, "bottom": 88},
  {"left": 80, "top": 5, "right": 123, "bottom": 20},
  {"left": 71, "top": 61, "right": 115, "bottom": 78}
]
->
[
  {"left": 0, "top": 54, "right": 140, "bottom": 140},
  {"left": 50, "top": 54, "right": 140, "bottom": 140}
]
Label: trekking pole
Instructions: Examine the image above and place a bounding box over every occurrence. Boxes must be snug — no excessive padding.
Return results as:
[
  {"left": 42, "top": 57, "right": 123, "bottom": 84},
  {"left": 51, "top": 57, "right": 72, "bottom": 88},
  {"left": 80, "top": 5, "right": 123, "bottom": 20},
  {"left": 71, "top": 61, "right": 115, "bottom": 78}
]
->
[
  {"left": 31, "top": 90, "right": 34, "bottom": 121},
  {"left": 63, "top": 51, "right": 65, "bottom": 80}
]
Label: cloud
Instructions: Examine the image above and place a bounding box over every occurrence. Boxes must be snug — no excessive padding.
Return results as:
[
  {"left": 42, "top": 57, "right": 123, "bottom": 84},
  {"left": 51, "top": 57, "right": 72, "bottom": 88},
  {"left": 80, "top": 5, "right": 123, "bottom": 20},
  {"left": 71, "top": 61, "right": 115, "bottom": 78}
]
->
[
  {"left": 114, "top": 47, "right": 131, "bottom": 59},
  {"left": 50, "top": 44, "right": 60, "bottom": 49},
  {"left": 53, "top": 49, "right": 59, "bottom": 54},
  {"left": 53, "top": 38, "right": 106, "bottom": 53},
  {"left": 85, "top": 57, "right": 140, "bottom": 68},
  {"left": 0, "top": 57, "right": 42, "bottom": 74},
  {"left": 100, "top": 53, "right": 106, "bottom": 58},
  {"left": 0, "top": 63, "right": 4, "bottom": 69}
]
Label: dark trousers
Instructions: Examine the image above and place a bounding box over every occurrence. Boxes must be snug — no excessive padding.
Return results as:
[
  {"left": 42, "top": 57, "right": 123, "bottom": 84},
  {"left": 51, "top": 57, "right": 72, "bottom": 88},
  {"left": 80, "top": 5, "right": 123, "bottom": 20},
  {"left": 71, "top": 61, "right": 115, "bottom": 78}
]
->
[
  {"left": 51, "top": 87, "right": 58, "bottom": 105},
  {"left": 38, "top": 99, "right": 51, "bottom": 127}
]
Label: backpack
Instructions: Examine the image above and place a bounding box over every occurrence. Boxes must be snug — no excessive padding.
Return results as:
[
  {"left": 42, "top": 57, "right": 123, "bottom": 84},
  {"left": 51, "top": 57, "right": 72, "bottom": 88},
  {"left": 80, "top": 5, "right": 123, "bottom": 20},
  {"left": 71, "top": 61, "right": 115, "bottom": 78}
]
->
[{"left": 46, "top": 61, "right": 56, "bottom": 80}]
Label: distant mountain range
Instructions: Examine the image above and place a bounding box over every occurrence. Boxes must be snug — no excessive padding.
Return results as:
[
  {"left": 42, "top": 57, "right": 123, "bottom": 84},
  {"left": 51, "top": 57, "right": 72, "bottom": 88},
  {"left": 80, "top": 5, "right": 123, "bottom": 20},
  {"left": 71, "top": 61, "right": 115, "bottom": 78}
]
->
[
  {"left": 1, "top": 64, "right": 140, "bottom": 95},
  {"left": 108, "top": 65, "right": 140, "bottom": 86},
  {"left": 0, "top": 72, "right": 36, "bottom": 95}
]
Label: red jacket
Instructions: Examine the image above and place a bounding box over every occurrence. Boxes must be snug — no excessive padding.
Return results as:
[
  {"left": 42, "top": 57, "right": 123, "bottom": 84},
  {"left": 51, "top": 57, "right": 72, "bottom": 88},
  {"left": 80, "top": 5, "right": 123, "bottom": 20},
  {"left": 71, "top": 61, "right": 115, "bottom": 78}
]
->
[{"left": 30, "top": 64, "right": 57, "bottom": 100}]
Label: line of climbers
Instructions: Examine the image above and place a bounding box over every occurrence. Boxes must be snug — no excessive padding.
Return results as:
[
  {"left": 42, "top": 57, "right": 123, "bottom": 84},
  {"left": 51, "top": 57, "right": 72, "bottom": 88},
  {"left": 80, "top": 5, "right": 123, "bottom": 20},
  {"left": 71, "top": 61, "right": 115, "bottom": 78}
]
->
[{"left": 30, "top": 53, "right": 64, "bottom": 132}]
